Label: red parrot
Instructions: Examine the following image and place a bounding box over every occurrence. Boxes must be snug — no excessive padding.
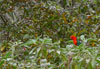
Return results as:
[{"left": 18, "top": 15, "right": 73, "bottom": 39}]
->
[{"left": 70, "top": 35, "right": 81, "bottom": 46}]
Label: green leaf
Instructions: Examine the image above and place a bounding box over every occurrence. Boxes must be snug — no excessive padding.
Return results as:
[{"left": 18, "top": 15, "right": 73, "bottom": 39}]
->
[
  {"left": 43, "top": 38, "right": 52, "bottom": 44},
  {"left": 96, "top": 54, "right": 100, "bottom": 64},
  {"left": 88, "top": 62, "right": 93, "bottom": 69},
  {"left": 0, "top": 60, "right": 4, "bottom": 67},
  {"left": 91, "top": 58, "right": 96, "bottom": 68},
  {"left": 23, "top": 34, "right": 30, "bottom": 39},
  {"left": 60, "top": 53, "right": 67, "bottom": 61},
  {"left": 36, "top": 47, "right": 41, "bottom": 57},
  {"left": 21, "top": 39, "right": 37, "bottom": 46},
  {"left": 3, "top": 51, "right": 11, "bottom": 59},
  {"left": 87, "top": 38, "right": 96, "bottom": 42},
  {"left": 63, "top": 0, "right": 67, "bottom": 6},
  {"left": 13, "top": 66, "right": 17, "bottom": 69},
  {"left": 42, "top": 47, "right": 48, "bottom": 57},
  {"left": 75, "top": 65, "right": 78, "bottom": 69},
  {"left": 67, "top": 40, "right": 73, "bottom": 43}
]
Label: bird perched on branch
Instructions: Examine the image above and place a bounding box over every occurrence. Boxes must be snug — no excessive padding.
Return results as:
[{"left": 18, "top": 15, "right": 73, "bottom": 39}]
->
[{"left": 70, "top": 35, "right": 81, "bottom": 46}]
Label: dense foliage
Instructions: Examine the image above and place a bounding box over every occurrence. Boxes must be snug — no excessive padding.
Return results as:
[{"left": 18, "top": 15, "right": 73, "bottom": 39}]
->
[{"left": 0, "top": 0, "right": 100, "bottom": 68}]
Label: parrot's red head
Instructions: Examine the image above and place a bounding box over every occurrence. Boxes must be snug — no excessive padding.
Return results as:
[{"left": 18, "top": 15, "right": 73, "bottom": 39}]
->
[
  {"left": 70, "top": 35, "right": 77, "bottom": 46},
  {"left": 70, "top": 35, "right": 77, "bottom": 40}
]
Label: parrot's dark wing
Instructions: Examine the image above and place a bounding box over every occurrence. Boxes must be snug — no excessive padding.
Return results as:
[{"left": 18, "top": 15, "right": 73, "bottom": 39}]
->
[{"left": 77, "top": 40, "right": 81, "bottom": 46}]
